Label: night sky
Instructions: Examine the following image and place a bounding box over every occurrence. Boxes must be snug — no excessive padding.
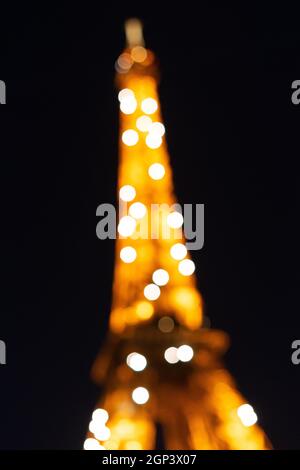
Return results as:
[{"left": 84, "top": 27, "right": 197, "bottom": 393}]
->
[{"left": 1, "top": 4, "right": 300, "bottom": 449}]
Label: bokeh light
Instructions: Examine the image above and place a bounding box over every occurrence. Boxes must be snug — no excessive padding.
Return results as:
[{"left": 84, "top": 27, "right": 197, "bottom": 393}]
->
[
  {"left": 170, "top": 243, "right": 187, "bottom": 260},
  {"left": 152, "top": 269, "right": 169, "bottom": 286},
  {"left": 120, "top": 246, "right": 137, "bottom": 263},
  {"left": 148, "top": 163, "right": 165, "bottom": 180},
  {"left": 119, "top": 185, "right": 136, "bottom": 202},
  {"left": 122, "top": 129, "right": 139, "bottom": 146},
  {"left": 144, "top": 283, "right": 161, "bottom": 301},
  {"left": 118, "top": 216, "right": 137, "bottom": 237},
  {"left": 141, "top": 98, "right": 158, "bottom": 114},
  {"left": 178, "top": 259, "right": 195, "bottom": 276},
  {"left": 126, "top": 352, "right": 147, "bottom": 371},
  {"left": 132, "top": 387, "right": 150, "bottom": 404}
]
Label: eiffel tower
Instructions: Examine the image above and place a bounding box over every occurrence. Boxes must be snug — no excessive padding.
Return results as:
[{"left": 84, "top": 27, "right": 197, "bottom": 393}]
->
[{"left": 84, "top": 19, "right": 271, "bottom": 451}]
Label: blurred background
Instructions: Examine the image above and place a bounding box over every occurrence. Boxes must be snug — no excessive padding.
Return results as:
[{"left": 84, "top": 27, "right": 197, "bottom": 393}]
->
[{"left": 0, "top": 3, "right": 300, "bottom": 449}]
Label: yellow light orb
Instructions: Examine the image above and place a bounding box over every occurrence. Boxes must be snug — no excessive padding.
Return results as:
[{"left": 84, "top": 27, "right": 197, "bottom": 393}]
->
[
  {"left": 88, "top": 420, "right": 96, "bottom": 433},
  {"left": 158, "top": 316, "right": 174, "bottom": 333},
  {"left": 164, "top": 347, "right": 179, "bottom": 364},
  {"left": 146, "top": 133, "right": 162, "bottom": 149},
  {"left": 167, "top": 211, "right": 184, "bottom": 229},
  {"left": 237, "top": 404, "right": 258, "bottom": 427},
  {"left": 141, "top": 97, "right": 158, "bottom": 114},
  {"left": 83, "top": 438, "right": 104, "bottom": 450},
  {"left": 144, "top": 283, "right": 161, "bottom": 301},
  {"left": 122, "top": 129, "right": 139, "bottom": 146},
  {"left": 177, "top": 344, "right": 194, "bottom": 362},
  {"left": 118, "top": 216, "right": 137, "bottom": 237},
  {"left": 136, "top": 301, "right": 154, "bottom": 320},
  {"left": 116, "top": 53, "right": 133, "bottom": 73},
  {"left": 129, "top": 202, "right": 147, "bottom": 219},
  {"left": 136, "top": 115, "right": 152, "bottom": 132},
  {"left": 131, "top": 46, "right": 148, "bottom": 63},
  {"left": 178, "top": 259, "right": 195, "bottom": 276},
  {"left": 148, "top": 163, "right": 165, "bottom": 180},
  {"left": 170, "top": 243, "right": 187, "bottom": 260},
  {"left": 171, "top": 287, "right": 200, "bottom": 311},
  {"left": 120, "top": 246, "right": 137, "bottom": 263},
  {"left": 124, "top": 441, "right": 143, "bottom": 450},
  {"left": 119, "top": 185, "right": 136, "bottom": 202},
  {"left": 126, "top": 352, "right": 147, "bottom": 371},
  {"left": 118, "top": 88, "right": 134, "bottom": 102},
  {"left": 132, "top": 386, "right": 149, "bottom": 404},
  {"left": 152, "top": 269, "right": 169, "bottom": 286}
]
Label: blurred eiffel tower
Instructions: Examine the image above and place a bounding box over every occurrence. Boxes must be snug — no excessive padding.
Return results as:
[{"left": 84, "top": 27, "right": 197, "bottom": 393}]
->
[{"left": 84, "top": 19, "right": 271, "bottom": 450}]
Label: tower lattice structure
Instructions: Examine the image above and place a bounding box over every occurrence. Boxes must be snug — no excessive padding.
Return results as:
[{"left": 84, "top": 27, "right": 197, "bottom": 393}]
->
[{"left": 84, "top": 19, "right": 271, "bottom": 451}]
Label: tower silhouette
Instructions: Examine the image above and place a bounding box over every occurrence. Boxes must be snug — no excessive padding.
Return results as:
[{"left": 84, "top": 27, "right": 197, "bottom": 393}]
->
[{"left": 84, "top": 19, "right": 271, "bottom": 451}]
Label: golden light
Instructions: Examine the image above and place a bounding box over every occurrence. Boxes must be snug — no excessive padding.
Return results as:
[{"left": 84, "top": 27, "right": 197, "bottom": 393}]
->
[
  {"left": 136, "top": 301, "right": 154, "bottom": 320},
  {"left": 94, "top": 426, "right": 111, "bottom": 441},
  {"left": 120, "top": 96, "right": 137, "bottom": 114},
  {"left": 132, "top": 387, "right": 150, "bottom": 404},
  {"left": 177, "top": 344, "right": 194, "bottom": 362},
  {"left": 152, "top": 268, "right": 169, "bottom": 286},
  {"left": 83, "top": 438, "right": 105, "bottom": 450},
  {"left": 148, "top": 163, "right": 165, "bottom": 180},
  {"left": 120, "top": 246, "right": 137, "bottom": 263},
  {"left": 164, "top": 347, "right": 179, "bottom": 364},
  {"left": 145, "top": 133, "right": 162, "bottom": 149},
  {"left": 178, "top": 259, "right": 195, "bottom": 276},
  {"left": 118, "top": 88, "right": 134, "bottom": 102},
  {"left": 129, "top": 202, "right": 147, "bottom": 219},
  {"left": 117, "top": 216, "right": 137, "bottom": 237},
  {"left": 122, "top": 129, "right": 139, "bottom": 146},
  {"left": 237, "top": 404, "right": 258, "bottom": 427},
  {"left": 92, "top": 408, "right": 109, "bottom": 423},
  {"left": 114, "top": 419, "right": 135, "bottom": 438},
  {"left": 126, "top": 352, "right": 147, "bottom": 371},
  {"left": 149, "top": 121, "right": 165, "bottom": 137},
  {"left": 131, "top": 46, "right": 148, "bottom": 63},
  {"left": 119, "top": 184, "right": 136, "bottom": 202},
  {"left": 170, "top": 243, "right": 187, "bottom": 260},
  {"left": 141, "top": 97, "right": 158, "bottom": 114},
  {"left": 89, "top": 419, "right": 107, "bottom": 435},
  {"left": 167, "top": 211, "right": 184, "bottom": 229},
  {"left": 136, "top": 115, "right": 152, "bottom": 132},
  {"left": 158, "top": 316, "right": 175, "bottom": 333},
  {"left": 144, "top": 283, "right": 161, "bottom": 301},
  {"left": 124, "top": 441, "right": 143, "bottom": 450}
]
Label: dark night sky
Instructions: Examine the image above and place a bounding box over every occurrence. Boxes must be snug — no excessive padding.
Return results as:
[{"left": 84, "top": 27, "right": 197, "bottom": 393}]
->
[{"left": 0, "top": 4, "right": 300, "bottom": 449}]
